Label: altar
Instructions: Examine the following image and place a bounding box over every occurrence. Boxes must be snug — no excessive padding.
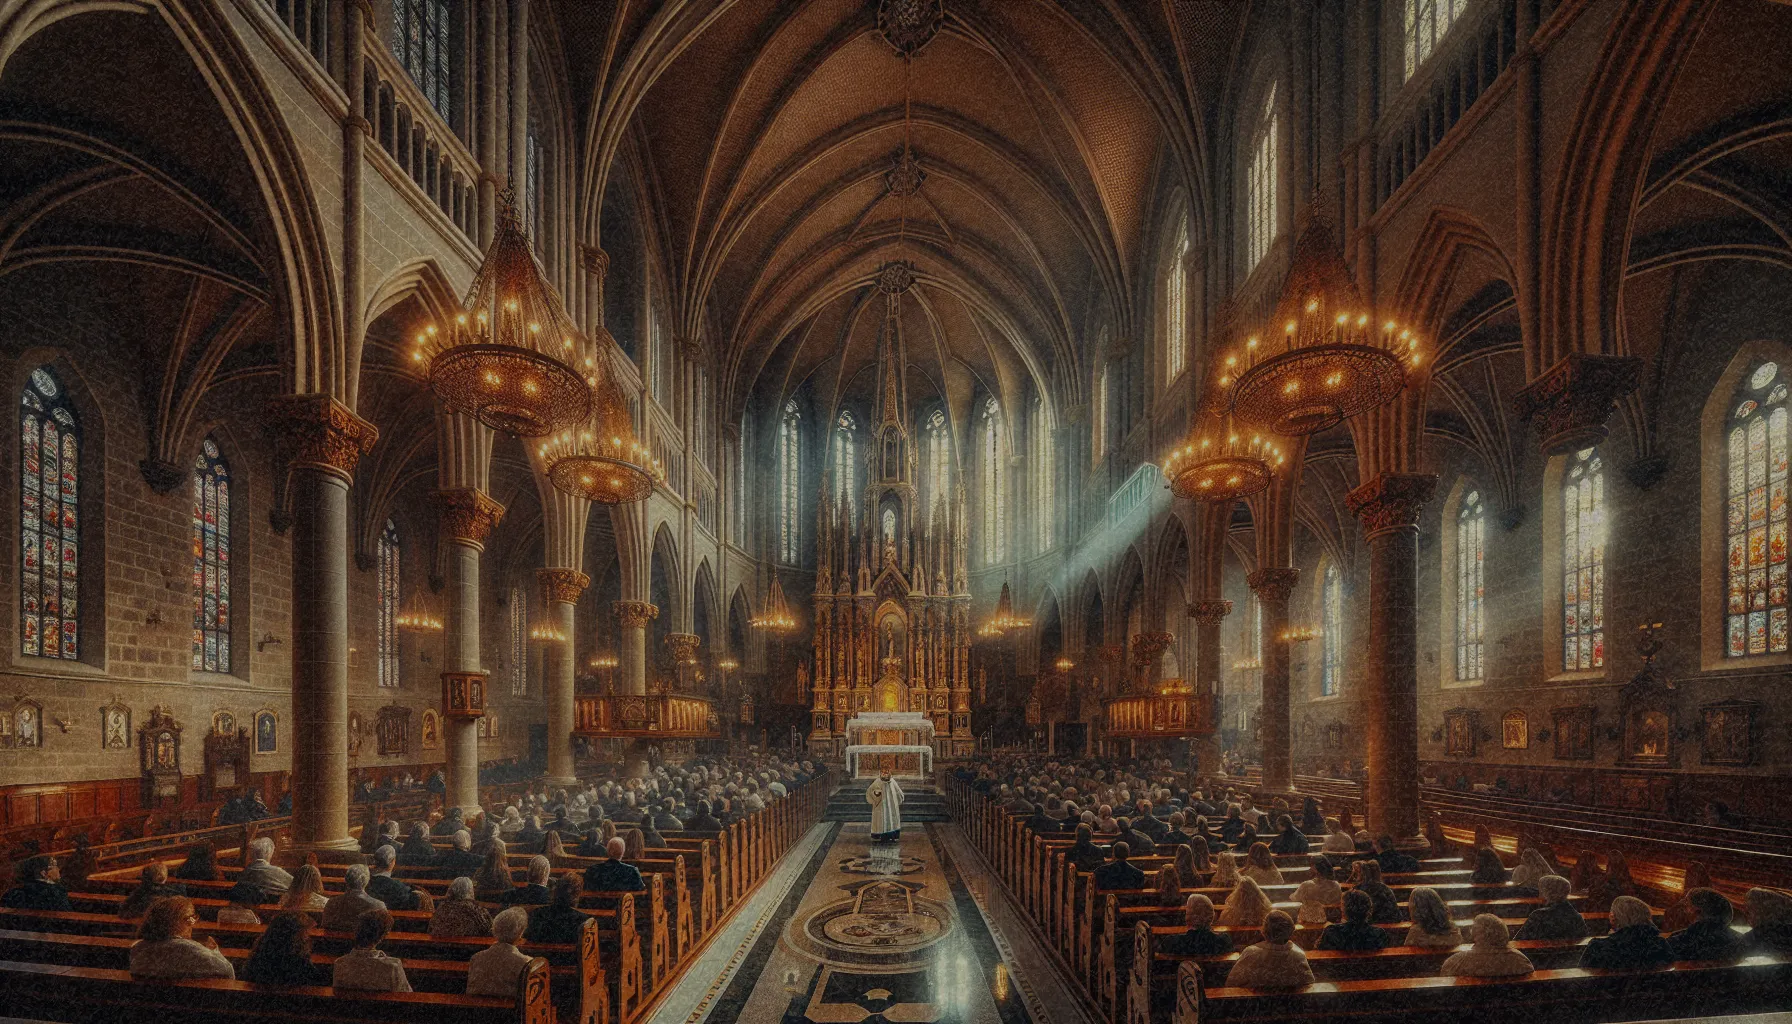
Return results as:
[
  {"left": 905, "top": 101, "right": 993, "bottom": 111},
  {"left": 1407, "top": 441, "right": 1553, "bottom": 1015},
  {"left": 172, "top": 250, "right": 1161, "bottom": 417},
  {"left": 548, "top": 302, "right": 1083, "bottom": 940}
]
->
[{"left": 842, "top": 712, "right": 934, "bottom": 779}]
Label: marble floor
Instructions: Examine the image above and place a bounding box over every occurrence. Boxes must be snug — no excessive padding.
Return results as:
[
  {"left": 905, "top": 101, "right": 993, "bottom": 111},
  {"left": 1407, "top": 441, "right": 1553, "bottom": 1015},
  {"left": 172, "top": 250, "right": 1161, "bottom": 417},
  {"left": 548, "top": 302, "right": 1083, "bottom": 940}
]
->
[{"left": 647, "top": 820, "right": 1099, "bottom": 1024}]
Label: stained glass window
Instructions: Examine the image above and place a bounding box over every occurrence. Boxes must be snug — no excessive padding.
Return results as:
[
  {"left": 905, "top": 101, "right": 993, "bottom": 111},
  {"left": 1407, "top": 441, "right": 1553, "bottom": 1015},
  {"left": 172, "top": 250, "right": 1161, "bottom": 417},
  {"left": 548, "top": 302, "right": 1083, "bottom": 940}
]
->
[
  {"left": 778, "top": 400, "right": 801, "bottom": 564},
  {"left": 833, "top": 410, "right": 857, "bottom": 519},
  {"left": 510, "top": 584, "right": 527, "bottom": 695},
  {"left": 1032, "top": 399, "right": 1054, "bottom": 553},
  {"left": 20, "top": 367, "right": 78, "bottom": 660},
  {"left": 1726, "top": 362, "right": 1790, "bottom": 656},
  {"left": 1321, "top": 563, "right": 1342, "bottom": 696},
  {"left": 192, "top": 438, "right": 231, "bottom": 672},
  {"left": 1165, "top": 218, "right": 1189, "bottom": 383},
  {"left": 391, "top": 0, "right": 452, "bottom": 121},
  {"left": 980, "top": 398, "right": 1006, "bottom": 565},
  {"left": 1405, "top": 0, "right": 1469, "bottom": 80},
  {"left": 924, "top": 409, "right": 951, "bottom": 515},
  {"left": 1246, "top": 84, "right": 1278, "bottom": 273},
  {"left": 1457, "top": 490, "right": 1486, "bottom": 680},
  {"left": 524, "top": 113, "right": 547, "bottom": 251},
  {"left": 1251, "top": 596, "right": 1263, "bottom": 663},
  {"left": 378, "top": 519, "right": 400, "bottom": 688},
  {"left": 1562, "top": 447, "right": 1605, "bottom": 671}
]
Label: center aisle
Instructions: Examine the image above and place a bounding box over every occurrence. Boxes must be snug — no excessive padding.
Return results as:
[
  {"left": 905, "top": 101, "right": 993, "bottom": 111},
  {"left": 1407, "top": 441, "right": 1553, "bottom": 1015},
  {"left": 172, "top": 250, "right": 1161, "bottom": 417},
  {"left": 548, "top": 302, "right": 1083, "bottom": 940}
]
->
[{"left": 647, "top": 810, "right": 1099, "bottom": 1024}]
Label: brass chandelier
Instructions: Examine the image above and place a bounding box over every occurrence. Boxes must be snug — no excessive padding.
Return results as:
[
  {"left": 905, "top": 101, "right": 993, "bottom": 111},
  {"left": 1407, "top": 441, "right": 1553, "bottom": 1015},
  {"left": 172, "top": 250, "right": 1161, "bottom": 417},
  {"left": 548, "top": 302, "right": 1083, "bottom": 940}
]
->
[
  {"left": 413, "top": 196, "right": 594, "bottom": 438},
  {"left": 750, "top": 574, "right": 798, "bottom": 632},
  {"left": 978, "top": 579, "right": 1030, "bottom": 638},
  {"left": 1164, "top": 420, "right": 1287, "bottom": 503},
  {"left": 395, "top": 588, "right": 444, "bottom": 633},
  {"left": 536, "top": 358, "right": 664, "bottom": 505}
]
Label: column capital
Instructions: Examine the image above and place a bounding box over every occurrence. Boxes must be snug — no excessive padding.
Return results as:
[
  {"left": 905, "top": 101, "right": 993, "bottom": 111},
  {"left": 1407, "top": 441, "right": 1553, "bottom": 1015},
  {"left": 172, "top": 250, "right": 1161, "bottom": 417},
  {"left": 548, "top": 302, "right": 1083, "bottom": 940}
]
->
[
  {"left": 1189, "top": 599, "right": 1234, "bottom": 626},
  {"left": 1513, "top": 353, "right": 1643, "bottom": 455},
  {"left": 613, "top": 600, "right": 659, "bottom": 629},
  {"left": 579, "top": 243, "right": 609, "bottom": 277},
  {"left": 665, "top": 632, "right": 701, "bottom": 662},
  {"left": 1130, "top": 630, "right": 1176, "bottom": 667},
  {"left": 1345, "top": 472, "right": 1438, "bottom": 540},
  {"left": 268, "top": 395, "right": 379, "bottom": 481},
  {"left": 536, "top": 567, "right": 590, "bottom": 605},
  {"left": 431, "top": 488, "right": 505, "bottom": 546},
  {"left": 1245, "top": 567, "right": 1301, "bottom": 603}
]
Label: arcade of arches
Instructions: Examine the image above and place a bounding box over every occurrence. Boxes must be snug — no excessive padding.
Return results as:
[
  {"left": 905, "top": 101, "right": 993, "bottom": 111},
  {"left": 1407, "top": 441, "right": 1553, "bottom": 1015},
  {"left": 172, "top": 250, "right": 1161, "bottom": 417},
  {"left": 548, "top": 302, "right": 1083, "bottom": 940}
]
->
[{"left": 2, "top": 1, "right": 1792, "bottom": 1023}]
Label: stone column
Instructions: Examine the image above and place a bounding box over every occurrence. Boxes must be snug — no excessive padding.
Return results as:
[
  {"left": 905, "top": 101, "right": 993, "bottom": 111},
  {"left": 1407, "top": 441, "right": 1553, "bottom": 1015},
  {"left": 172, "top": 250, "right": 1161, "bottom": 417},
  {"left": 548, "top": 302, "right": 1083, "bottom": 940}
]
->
[
  {"left": 270, "top": 396, "right": 378, "bottom": 852},
  {"left": 614, "top": 601, "right": 658, "bottom": 696},
  {"left": 1247, "top": 567, "right": 1300, "bottom": 793},
  {"left": 433, "top": 488, "right": 504, "bottom": 815},
  {"left": 538, "top": 568, "right": 589, "bottom": 785},
  {"left": 1190, "top": 599, "right": 1232, "bottom": 778},
  {"left": 1345, "top": 473, "right": 1437, "bottom": 841}
]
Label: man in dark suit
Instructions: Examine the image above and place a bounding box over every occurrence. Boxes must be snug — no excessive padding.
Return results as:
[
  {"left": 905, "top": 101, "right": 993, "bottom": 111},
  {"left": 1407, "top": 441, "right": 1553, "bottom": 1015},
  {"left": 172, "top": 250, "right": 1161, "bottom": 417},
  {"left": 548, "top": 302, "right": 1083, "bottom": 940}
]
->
[
  {"left": 365, "top": 846, "right": 423, "bottom": 911},
  {"left": 1373, "top": 834, "right": 1420, "bottom": 874},
  {"left": 686, "top": 801, "right": 725, "bottom": 833},
  {"left": 1160, "top": 813, "right": 1195, "bottom": 851},
  {"left": 1118, "top": 817, "right": 1156, "bottom": 856},
  {"left": 583, "top": 838, "right": 646, "bottom": 892},
  {"left": 1134, "top": 801, "right": 1170, "bottom": 842},
  {"left": 400, "top": 824, "right": 437, "bottom": 867},
  {"left": 498, "top": 856, "right": 555, "bottom": 907},
  {"left": 3, "top": 856, "right": 72, "bottom": 911},
  {"left": 1092, "top": 842, "right": 1146, "bottom": 891},
  {"left": 1159, "top": 894, "right": 1233, "bottom": 956},
  {"left": 436, "top": 830, "right": 485, "bottom": 877}
]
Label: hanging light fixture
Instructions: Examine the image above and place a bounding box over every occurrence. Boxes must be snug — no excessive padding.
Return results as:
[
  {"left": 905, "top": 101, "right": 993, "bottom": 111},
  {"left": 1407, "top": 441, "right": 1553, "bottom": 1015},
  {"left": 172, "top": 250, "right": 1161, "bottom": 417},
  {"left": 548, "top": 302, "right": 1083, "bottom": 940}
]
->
[
  {"left": 536, "top": 363, "right": 663, "bottom": 504},
  {"left": 979, "top": 579, "right": 1030, "bottom": 637},
  {"left": 750, "top": 574, "right": 798, "bottom": 632},
  {"left": 1219, "top": 219, "right": 1424, "bottom": 436},
  {"left": 412, "top": 194, "right": 593, "bottom": 438},
  {"left": 1164, "top": 419, "right": 1288, "bottom": 503},
  {"left": 395, "top": 589, "right": 444, "bottom": 633}
]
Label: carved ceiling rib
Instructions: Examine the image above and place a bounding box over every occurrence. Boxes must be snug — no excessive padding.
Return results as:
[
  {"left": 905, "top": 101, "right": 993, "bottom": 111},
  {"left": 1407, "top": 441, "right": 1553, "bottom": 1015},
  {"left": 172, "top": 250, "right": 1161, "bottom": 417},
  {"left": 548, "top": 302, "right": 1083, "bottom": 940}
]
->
[{"left": 141, "top": 277, "right": 265, "bottom": 492}]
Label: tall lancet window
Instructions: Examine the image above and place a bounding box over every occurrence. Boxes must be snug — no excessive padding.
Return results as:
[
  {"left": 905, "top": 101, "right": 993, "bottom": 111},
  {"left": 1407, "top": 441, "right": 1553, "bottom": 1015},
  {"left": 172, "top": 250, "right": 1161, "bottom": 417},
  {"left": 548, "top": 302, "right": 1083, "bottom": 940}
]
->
[
  {"left": 924, "top": 409, "right": 951, "bottom": 515},
  {"left": 1726, "top": 362, "right": 1790, "bottom": 656},
  {"left": 509, "top": 584, "right": 527, "bottom": 695},
  {"left": 1457, "top": 490, "right": 1486, "bottom": 680},
  {"left": 1246, "top": 83, "right": 1278, "bottom": 273},
  {"left": 391, "top": 0, "right": 452, "bottom": 121},
  {"left": 192, "top": 438, "right": 231, "bottom": 672},
  {"left": 980, "top": 398, "right": 1006, "bottom": 565},
  {"left": 20, "top": 367, "right": 79, "bottom": 660},
  {"left": 833, "top": 410, "right": 858, "bottom": 520},
  {"left": 778, "top": 399, "right": 802, "bottom": 564},
  {"left": 1320, "top": 563, "right": 1342, "bottom": 697},
  {"left": 377, "top": 519, "right": 399, "bottom": 688},
  {"left": 1164, "top": 217, "right": 1190, "bottom": 384},
  {"left": 1032, "top": 398, "right": 1054, "bottom": 553},
  {"left": 1563, "top": 447, "right": 1605, "bottom": 670},
  {"left": 882, "top": 508, "right": 897, "bottom": 551}
]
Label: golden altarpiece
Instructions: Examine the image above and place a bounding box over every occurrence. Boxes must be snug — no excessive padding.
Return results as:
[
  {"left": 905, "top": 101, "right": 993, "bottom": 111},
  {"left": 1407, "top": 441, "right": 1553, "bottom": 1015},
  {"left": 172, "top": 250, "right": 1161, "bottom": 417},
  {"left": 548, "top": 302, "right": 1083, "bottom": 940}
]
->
[{"left": 809, "top": 262, "right": 975, "bottom": 767}]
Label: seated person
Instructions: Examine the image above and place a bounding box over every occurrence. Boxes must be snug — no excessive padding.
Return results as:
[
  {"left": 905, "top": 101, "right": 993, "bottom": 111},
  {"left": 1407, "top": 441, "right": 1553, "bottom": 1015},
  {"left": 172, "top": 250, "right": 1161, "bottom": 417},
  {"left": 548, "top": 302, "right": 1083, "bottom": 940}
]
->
[
  {"left": 1160, "top": 894, "right": 1233, "bottom": 957},
  {"left": 1092, "top": 841, "right": 1146, "bottom": 892},
  {"left": 1441, "top": 914, "right": 1534, "bottom": 977},
  {"left": 1267, "top": 815, "right": 1309, "bottom": 855},
  {"left": 332, "top": 909, "right": 411, "bottom": 992},
  {"left": 1220, "top": 877, "right": 1273, "bottom": 928},
  {"left": 1581, "top": 895, "right": 1672, "bottom": 970},
  {"left": 1373, "top": 834, "right": 1421, "bottom": 875},
  {"left": 1225, "top": 911, "right": 1314, "bottom": 989},
  {"left": 467, "top": 907, "right": 535, "bottom": 997},
  {"left": 365, "top": 845, "right": 424, "bottom": 912},
  {"left": 242, "top": 911, "right": 327, "bottom": 986},
  {"left": 171, "top": 843, "right": 221, "bottom": 882},
  {"left": 237, "top": 837, "right": 292, "bottom": 894},
  {"left": 1348, "top": 860, "right": 1404, "bottom": 923},
  {"left": 431, "top": 807, "right": 467, "bottom": 837},
  {"left": 1747, "top": 887, "right": 1792, "bottom": 953},
  {"left": 400, "top": 823, "right": 437, "bottom": 867},
  {"left": 430, "top": 876, "right": 493, "bottom": 938},
  {"left": 1470, "top": 846, "right": 1510, "bottom": 886},
  {"left": 120, "top": 862, "right": 187, "bottom": 919},
  {"left": 584, "top": 837, "right": 647, "bottom": 892},
  {"left": 436, "top": 829, "right": 485, "bottom": 877},
  {"left": 1240, "top": 843, "right": 1285, "bottom": 885},
  {"left": 1133, "top": 801, "right": 1170, "bottom": 841},
  {"left": 686, "top": 801, "right": 725, "bottom": 833},
  {"left": 498, "top": 855, "right": 555, "bottom": 906},
  {"left": 1217, "top": 806, "right": 1251, "bottom": 845},
  {"left": 1117, "top": 817, "right": 1156, "bottom": 855},
  {"left": 3, "top": 855, "right": 70, "bottom": 911},
  {"left": 1026, "top": 804, "right": 1064, "bottom": 837},
  {"left": 1066, "top": 824, "right": 1107, "bottom": 872},
  {"left": 217, "top": 881, "right": 268, "bottom": 926},
  {"left": 280, "top": 863, "right": 329, "bottom": 914},
  {"left": 128, "top": 896, "right": 234, "bottom": 980},
  {"left": 524, "top": 874, "right": 591, "bottom": 945},
  {"left": 1667, "top": 888, "right": 1751, "bottom": 961},
  {"left": 1316, "top": 889, "right": 1394, "bottom": 951},
  {"left": 1320, "top": 818, "right": 1357, "bottom": 855},
  {"left": 650, "top": 798, "right": 684, "bottom": 832},
  {"left": 1291, "top": 857, "right": 1344, "bottom": 925},
  {"left": 576, "top": 825, "right": 609, "bottom": 858},
  {"left": 1404, "top": 886, "right": 1464, "bottom": 947},
  {"left": 320, "top": 863, "right": 388, "bottom": 932},
  {"left": 1514, "top": 875, "right": 1588, "bottom": 941},
  {"left": 1160, "top": 812, "right": 1195, "bottom": 850}
]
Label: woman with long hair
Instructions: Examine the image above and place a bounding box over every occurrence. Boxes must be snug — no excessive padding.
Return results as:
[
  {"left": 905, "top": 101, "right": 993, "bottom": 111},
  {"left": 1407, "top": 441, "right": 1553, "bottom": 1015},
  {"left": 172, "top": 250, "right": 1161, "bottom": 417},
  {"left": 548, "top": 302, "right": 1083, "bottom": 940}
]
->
[
  {"left": 1349, "top": 860, "right": 1404, "bottom": 923},
  {"left": 542, "top": 829, "right": 567, "bottom": 862},
  {"left": 171, "top": 843, "right": 221, "bottom": 882},
  {"left": 242, "top": 911, "right": 326, "bottom": 986},
  {"left": 1292, "top": 857, "right": 1343, "bottom": 925},
  {"left": 1665, "top": 862, "right": 1714, "bottom": 931},
  {"left": 1470, "top": 847, "right": 1509, "bottom": 886},
  {"left": 1155, "top": 864, "right": 1183, "bottom": 908},
  {"left": 1212, "top": 850, "right": 1242, "bottom": 888},
  {"left": 1220, "top": 876, "right": 1273, "bottom": 927},
  {"left": 128, "top": 896, "right": 234, "bottom": 980},
  {"left": 1567, "top": 849, "right": 1604, "bottom": 895},
  {"left": 279, "top": 864, "right": 328, "bottom": 914},
  {"left": 622, "top": 828, "right": 647, "bottom": 860},
  {"left": 1587, "top": 850, "right": 1636, "bottom": 912},
  {"left": 1241, "top": 842, "right": 1285, "bottom": 885},
  {"left": 472, "top": 845, "right": 512, "bottom": 901},
  {"left": 1404, "top": 887, "right": 1463, "bottom": 947},
  {"left": 1174, "top": 842, "right": 1208, "bottom": 882}
]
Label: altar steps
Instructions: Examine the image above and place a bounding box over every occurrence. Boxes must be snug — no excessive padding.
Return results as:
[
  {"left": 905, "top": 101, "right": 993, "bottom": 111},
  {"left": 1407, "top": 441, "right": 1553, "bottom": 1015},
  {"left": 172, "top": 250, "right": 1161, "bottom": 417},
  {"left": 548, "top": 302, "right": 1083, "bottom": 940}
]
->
[{"left": 823, "top": 782, "right": 952, "bottom": 823}]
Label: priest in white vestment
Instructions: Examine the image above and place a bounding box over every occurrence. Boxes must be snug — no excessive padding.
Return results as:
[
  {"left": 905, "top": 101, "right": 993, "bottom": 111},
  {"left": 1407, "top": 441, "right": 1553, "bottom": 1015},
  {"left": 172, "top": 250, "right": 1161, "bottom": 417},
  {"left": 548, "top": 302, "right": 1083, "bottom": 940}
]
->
[{"left": 866, "top": 770, "right": 904, "bottom": 842}]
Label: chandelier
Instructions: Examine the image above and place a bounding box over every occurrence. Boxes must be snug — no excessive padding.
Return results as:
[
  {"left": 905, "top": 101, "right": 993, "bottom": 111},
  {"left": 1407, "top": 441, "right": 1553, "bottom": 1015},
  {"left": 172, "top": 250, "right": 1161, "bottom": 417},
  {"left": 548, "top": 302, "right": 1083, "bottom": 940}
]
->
[
  {"left": 528, "top": 613, "right": 566, "bottom": 645},
  {"left": 536, "top": 361, "right": 663, "bottom": 505},
  {"left": 750, "top": 574, "right": 798, "bottom": 632},
  {"left": 412, "top": 196, "right": 593, "bottom": 438},
  {"left": 979, "top": 580, "right": 1030, "bottom": 638},
  {"left": 395, "top": 589, "right": 444, "bottom": 633},
  {"left": 1164, "top": 422, "right": 1288, "bottom": 503}
]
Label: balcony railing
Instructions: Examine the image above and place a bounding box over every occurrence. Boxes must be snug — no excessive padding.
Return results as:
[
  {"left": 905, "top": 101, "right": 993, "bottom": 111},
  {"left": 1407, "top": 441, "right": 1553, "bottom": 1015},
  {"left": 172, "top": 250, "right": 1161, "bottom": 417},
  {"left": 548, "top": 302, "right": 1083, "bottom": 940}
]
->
[
  {"left": 261, "top": 0, "right": 329, "bottom": 68},
  {"left": 1107, "top": 462, "right": 1161, "bottom": 529},
  {"left": 1104, "top": 686, "right": 1213, "bottom": 739},
  {"left": 574, "top": 694, "right": 719, "bottom": 738},
  {"left": 362, "top": 38, "right": 481, "bottom": 241}
]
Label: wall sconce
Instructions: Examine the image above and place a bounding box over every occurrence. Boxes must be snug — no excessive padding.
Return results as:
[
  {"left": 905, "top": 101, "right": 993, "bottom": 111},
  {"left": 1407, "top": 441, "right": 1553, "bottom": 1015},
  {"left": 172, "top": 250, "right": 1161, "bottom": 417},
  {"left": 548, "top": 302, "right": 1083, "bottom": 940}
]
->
[{"left": 257, "top": 633, "right": 284, "bottom": 652}]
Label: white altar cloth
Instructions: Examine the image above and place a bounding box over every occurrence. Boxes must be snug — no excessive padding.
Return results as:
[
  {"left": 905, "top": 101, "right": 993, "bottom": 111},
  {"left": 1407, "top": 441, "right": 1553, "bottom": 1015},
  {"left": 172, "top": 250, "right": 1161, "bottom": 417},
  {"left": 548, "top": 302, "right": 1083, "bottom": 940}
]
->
[{"left": 844, "top": 743, "right": 933, "bottom": 779}]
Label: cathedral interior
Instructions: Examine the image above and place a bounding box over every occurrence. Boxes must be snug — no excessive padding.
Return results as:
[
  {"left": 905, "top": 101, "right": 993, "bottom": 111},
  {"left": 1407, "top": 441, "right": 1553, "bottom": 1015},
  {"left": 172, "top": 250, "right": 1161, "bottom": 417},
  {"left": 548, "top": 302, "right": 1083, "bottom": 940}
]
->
[{"left": 2, "top": 1, "right": 1792, "bottom": 1022}]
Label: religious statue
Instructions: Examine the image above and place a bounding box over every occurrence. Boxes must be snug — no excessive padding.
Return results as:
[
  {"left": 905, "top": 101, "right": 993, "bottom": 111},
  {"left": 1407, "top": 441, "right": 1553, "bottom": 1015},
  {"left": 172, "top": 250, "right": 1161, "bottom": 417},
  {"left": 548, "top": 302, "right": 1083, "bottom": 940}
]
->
[
  {"left": 866, "top": 769, "right": 904, "bottom": 842},
  {"left": 796, "top": 661, "right": 810, "bottom": 704}
]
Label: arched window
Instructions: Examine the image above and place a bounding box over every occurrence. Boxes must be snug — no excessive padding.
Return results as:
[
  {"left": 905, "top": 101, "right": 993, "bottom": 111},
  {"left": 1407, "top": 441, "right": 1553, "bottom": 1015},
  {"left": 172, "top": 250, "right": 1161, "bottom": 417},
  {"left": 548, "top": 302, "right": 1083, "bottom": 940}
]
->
[
  {"left": 1251, "top": 595, "right": 1263, "bottom": 664},
  {"left": 509, "top": 583, "right": 527, "bottom": 695},
  {"left": 1246, "top": 83, "right": 1278, "bottom": 273},
  {"left": 1032, "top": 399, "right": 1054, "bottom": 553},
  {"left": 1093, "top": 362, "right": 1109, "bottom": 463},
  {"left": 1457, "top": 490, "right": 1486, "bottom": 679},
  {"left": 377, "top": 519, "right": 400, "bottom": 688},
  {"left": 882, "top": 508, "right": 897, "bottom": 549},
  {"left": 524, "top": 111, "right": 548, "bottom": 252},
  {"left": 20, "top": 366, "right": 79, "bottom": 660},
  {"left": 923, "top": 409, "right": 951, "bottom": 514},
  {"left": 1404, "top": 0, "right": 1469, "bottom": 80},
  {"left": 1164, "top": 218, "right": 1190, "bottom": 384},
  {"left": 778, "top": 400, "right": 801, "bottom": 564},
  {"left": 391, "top": 0, "right": 453, "bottom": 121},
  {"left": 1321, "top": 563, "right": 1342, "bottom": 697},
  {"left": 980, "top": 398, "right": 1006, "bottom": 564},
  {"left": 192, "top": 438, "right": 231, "bottom": 673},
  {"left": 833, "top": 410, "right": 857, "bottom": 518},
  {"left": 1563, "top": 448, "right": 1606, "bottom": 670},
  {"left": 1726, "top": 361, "right": 1790, "bottom": 656}
]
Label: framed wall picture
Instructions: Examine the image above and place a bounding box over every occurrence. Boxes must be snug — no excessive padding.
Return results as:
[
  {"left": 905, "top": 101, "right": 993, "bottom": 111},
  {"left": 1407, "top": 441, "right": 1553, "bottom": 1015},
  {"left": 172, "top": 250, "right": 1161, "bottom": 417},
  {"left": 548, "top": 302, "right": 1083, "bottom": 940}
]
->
[
  {"left": 1501, "top": 710, "right": 1528, "bottom": 750},
  {"left": 1552, "top": 705, "right": 1595, "bottom": 760},
  {"left": 254, "top": 710, "right": 277, "bottom": 754},
  {"left": 1443, "top": 707, "right": 1477, "bottom": 757},
  {"left": 101, "top": 701, "right": 130, "bottom": 751},
  {"left": 1700, "top": 699, "right": 1759, "bottom": 766},
  {"left": 421, "top": 708, "right": 439, "bottom": 749}
]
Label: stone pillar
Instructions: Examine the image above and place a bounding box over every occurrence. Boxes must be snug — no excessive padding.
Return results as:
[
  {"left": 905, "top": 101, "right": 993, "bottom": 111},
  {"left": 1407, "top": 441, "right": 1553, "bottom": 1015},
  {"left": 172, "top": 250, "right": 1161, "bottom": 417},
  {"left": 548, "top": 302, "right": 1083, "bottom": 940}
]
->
[
  {"left": 1345, "top": 473, "right": 1437, "bottom": 841},
  {"left": 1190, "top": 599, "right": 1233, "bottom": 778},
  {"left": 614, "top": 601, "right": 658, "bottom": 696},
  {"left": 538, "top": 568, "right": 589, "bottom": 785},
  {"left": 1247, "top": 568, "right": 1300, "bottom": 793},
  {"left": 270, "top": 396, "right": 378, "bottom": 852},
  {"left": 433, "top": 488, "right": 504, "bottom": 815}
]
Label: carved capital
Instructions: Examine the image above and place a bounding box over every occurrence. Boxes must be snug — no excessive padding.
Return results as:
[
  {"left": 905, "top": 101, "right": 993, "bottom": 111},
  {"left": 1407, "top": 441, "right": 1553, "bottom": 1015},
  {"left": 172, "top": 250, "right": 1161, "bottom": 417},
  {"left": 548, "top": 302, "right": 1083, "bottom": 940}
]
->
[
  {"left": 614, "top": 600, "right": 659, "bottom": 629},
  {"left": 536, "top": 567, "right": 590, "bottom": 605},
  {"left": 268, "top": 395, "right": 379, "bottom": 481},
  {"left": 665, "top": 632, "right": 701, "bottom": 662},
  {"left": 431, "top": 488, "right": 505, "bottom": 546},
  {"left": 1189, "top": 599, "right": 1234, "bottom": 627},
  {"left": 1130, "top": 630, "right": 1176, "bottom": 667},
  {"left": 1513, "top": 353, "right": 1643, "bottom": 455},
  {"left": 1246, "top": 567, "right": 1301, "bottom": 604},
  {"left": 579, "top": 244, "right": 609, "bottom": 278},
  {"left": 1345, "top": 472, "right": 1438, "bottom": 540},
  {"left": 138, "top": 457, "right": 186, "bottom": 494}
]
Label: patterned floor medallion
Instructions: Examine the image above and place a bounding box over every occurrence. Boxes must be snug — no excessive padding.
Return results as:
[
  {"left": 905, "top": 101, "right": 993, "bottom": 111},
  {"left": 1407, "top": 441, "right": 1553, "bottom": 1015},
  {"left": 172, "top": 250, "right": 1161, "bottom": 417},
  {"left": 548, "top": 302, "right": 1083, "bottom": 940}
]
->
[{"left": 788, "top": 877, "right": 955, "bottom": 969}]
